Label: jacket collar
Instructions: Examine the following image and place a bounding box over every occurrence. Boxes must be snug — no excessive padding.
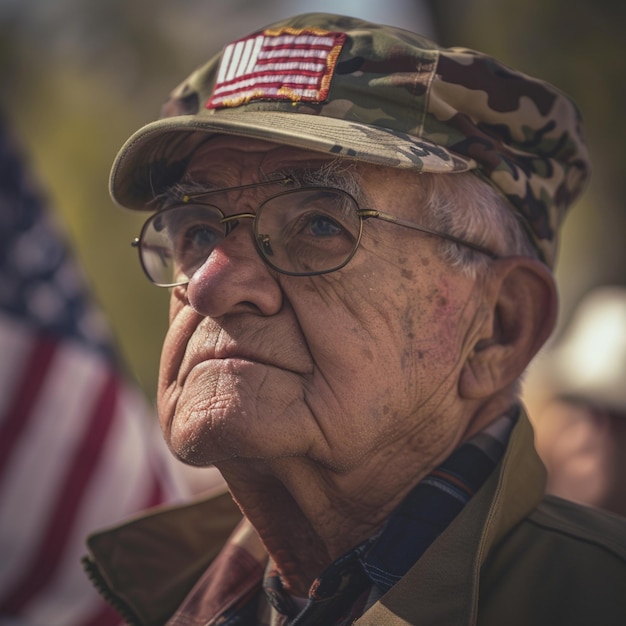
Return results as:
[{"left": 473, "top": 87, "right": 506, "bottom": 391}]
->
[
  {"left": 84, "top": 409, "right": 545, "bottom": 626},
  {"left": 354, "top": 408, "right": 546, "bottom": 625}
]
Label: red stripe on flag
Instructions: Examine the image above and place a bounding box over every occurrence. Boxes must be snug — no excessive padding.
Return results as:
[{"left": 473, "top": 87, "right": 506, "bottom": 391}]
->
[
  {"left": 217, "top": 77, "right": 317, "bottom": 98},
  {"left": 220, "top": 72, "right": 323, "bottom": 85},
  {"left": 215, "top": 72, "right": 324, "bottom": 91},
  {"left": 142, "top": 471, "right": 166, "bottom": 511},
  {"left": 0, "top": 333, "right": 57, "bottom": 476},
  {"left": 258, "top": 53, "right": 326, "bottom": 61},
  {"left": 1, "top": 366, "right": 119, "bottom": 613},
  {"left": 251, "top": 65, "right": 326, "bottom": 76},
  {"left": 263, "top": 43, "right": 336, "bottom": 52}
]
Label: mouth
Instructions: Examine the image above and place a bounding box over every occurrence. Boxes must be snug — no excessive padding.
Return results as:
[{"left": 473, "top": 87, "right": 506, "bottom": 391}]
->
[
  {"left": 169, "top": 314, "right": 313, "bottom": 387},
  {"left": 178, "top": 349, "right": 268, "bottom": 381},
  {"left": 177, "top": 341, "right": 312, "bottom": 386}
]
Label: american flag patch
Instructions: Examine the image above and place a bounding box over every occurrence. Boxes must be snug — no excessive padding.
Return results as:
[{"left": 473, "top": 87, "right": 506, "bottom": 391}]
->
[{"left": 206, "top": 27, "right": 346, "bottom": 109}]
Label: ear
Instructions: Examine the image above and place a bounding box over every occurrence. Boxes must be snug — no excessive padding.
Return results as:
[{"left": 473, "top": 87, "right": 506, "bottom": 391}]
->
[{"left": 459, "top": 257, "right": 558, "bottom": 400}]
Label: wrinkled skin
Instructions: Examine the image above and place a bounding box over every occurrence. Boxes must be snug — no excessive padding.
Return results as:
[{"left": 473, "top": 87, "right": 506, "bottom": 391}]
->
[{"left": 157, "top": 136, "right": 518, "bottom": 595}]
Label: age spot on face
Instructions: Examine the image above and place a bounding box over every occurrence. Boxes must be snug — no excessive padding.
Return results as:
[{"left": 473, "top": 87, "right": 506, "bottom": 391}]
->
[
  {"left": 362, "top": 347, "right": 374, "bottom": 362},
  {"left": 401, "top": 268, "right": 414, "bottom": 280}
]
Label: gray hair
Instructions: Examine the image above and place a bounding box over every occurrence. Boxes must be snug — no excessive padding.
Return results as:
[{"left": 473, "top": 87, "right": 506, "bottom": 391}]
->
[
  {"left": 300, "top": 160, "right": 538, "bottom": 278},
  {"left": 416, "top": 171, "right": 538, "bottom": 278}
]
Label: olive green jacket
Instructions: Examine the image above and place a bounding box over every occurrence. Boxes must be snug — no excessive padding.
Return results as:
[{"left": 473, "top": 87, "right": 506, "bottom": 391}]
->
[{"left": 83, "top": 412, "right": 626, "bottom": 625}]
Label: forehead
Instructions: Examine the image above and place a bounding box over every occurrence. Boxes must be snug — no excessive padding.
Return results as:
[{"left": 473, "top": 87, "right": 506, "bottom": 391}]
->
[
  {"left": 185, "top": 135, "right": 334, "bottom": 182},
  {"left": 181, "top": 135, "right": 424, "bottom": 208}
]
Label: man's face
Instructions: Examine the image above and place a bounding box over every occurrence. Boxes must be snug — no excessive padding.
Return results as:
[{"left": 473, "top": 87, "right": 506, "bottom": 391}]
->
[{"left": 157, "top": 136, "right": 487, "bottom": 476}]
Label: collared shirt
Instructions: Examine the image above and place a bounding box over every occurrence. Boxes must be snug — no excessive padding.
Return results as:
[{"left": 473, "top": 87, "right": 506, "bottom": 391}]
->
[{"left": 168, "top": 412, "right": 517, "bottom": 626}]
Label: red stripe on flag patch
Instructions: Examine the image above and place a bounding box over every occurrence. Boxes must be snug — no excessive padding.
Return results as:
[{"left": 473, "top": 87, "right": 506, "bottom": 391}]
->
[{"left": 206, "top": 28, "right": 346, "bottom": 109}]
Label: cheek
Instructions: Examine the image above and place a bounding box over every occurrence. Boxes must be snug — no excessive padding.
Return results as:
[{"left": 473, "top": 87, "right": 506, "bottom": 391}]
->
[
  {"left": 159, "top": 319, "right": 189, "bottom": 389},
  {"left": 156, "top": 330, "right": 185, "bottom": 439},
  {"left": 169, "top": 286, "right": 187, "bottom": 323},
  {"left": 397, "top": 271, "right": 475, "bottom": 394},
  {"left": 287, "top": 277, "right": 413, "bottom": 439},
  {"left": 157, "top": 300, "right": 202, "bottom": 433}
]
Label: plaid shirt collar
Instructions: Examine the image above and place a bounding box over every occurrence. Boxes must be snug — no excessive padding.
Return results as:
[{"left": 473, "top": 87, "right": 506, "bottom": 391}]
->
[{"left": 168, "top": 411, "right": 517, "bottom": 626}]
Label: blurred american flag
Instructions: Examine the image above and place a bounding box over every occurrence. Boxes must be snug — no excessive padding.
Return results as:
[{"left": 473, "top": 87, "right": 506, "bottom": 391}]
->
[{"left": 0, "top": 115, "right": 191, "bottom": 626}]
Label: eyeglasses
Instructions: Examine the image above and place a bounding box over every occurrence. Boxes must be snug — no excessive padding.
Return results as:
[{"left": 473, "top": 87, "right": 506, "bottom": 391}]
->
[{"left": 132, "top": 177, "right": 498, "bottom": 287}]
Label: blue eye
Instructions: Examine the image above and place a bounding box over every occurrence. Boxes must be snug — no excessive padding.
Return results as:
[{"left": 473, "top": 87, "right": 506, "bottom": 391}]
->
[
  {"left": 307, "top": 213, "right": 343, "bottom": 237},
  {"left": 184, "top": 225, "right": 221, "bottom": 250},
  {"left": 168, "top": 209, "right": 225, "bottom": 277}
]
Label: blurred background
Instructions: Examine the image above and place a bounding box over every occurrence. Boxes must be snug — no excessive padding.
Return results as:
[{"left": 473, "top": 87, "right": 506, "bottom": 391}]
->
[{"left": 1, "top": 0, "right": 625, "bottom": 406}]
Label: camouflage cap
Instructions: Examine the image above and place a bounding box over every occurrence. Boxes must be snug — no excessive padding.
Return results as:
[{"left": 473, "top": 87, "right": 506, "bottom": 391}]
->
[{"left": 110, "top": 12, "right": 591, "bottom": 267}]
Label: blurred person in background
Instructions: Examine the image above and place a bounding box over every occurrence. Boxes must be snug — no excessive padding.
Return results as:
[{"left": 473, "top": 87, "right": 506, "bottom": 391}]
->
[
  {"left": 82, "top": 12, "right": 626, "bottom": 626},
  {"left": 532, "top": 286, "right": 626, "bottom": 517}
]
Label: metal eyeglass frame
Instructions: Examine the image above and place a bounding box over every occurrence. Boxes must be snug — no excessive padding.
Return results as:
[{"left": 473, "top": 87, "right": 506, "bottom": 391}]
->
[{"left": 132, "top": 177, "right": 498, "bottom": 286}]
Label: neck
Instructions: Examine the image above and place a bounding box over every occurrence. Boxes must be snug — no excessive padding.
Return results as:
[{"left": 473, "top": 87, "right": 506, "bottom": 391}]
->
[
  {"left": 215, "top": 449, "right": 444, "bottom": 597},
  {"left": 214, "top": 399, "right": 517, "bottom": 597}
]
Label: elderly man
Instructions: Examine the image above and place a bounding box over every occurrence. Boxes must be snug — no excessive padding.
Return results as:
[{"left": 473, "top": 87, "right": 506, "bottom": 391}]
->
[{"left": 83, "top": 13, "right": 626, "bottom": 626}]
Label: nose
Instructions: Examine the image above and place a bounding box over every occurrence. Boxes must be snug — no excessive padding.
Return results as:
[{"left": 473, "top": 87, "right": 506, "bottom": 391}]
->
[{"left": 184, "top": 221, "right": 283, "bottom": 318}]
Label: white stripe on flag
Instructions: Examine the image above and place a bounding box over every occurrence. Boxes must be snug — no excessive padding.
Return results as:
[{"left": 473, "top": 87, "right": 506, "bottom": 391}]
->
[
  {"left": 246, "top": 35, "right": 264, "bottom": 74},
  {"left": 238, "top": 37, "right": 256, "bottom": 78},
  {"left": 259, "top": 47, "right": 331, "bottom": 60},
  {"left": 226, "top": 40, "right": 245, "bottom": 82},
  {"left": 19, "top": 386, "right": 187, "bottom": 626},
  {"left": 216, "top": 40, "right": 234, "bottom": 84},
  {"left": 0, "top": 331, "right": 106, "bottom": 590}
]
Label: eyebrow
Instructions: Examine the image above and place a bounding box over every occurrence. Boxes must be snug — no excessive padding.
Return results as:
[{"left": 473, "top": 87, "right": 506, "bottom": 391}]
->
[
  {"left": 148, "top": 160, "right": 363, "bottom": 212},
  {"left": 283, "top": 162, "right": 361, "bottom": 195}
]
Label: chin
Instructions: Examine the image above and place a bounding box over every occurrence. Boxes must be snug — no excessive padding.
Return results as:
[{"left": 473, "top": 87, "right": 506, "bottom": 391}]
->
[{"left": 165, "top": 416, "right": 236, "bottom": 466}]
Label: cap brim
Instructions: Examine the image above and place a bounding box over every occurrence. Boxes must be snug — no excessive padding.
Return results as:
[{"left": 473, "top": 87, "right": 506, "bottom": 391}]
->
[{"left": 110, "top": 110, "right": 476, "bottom": 210}]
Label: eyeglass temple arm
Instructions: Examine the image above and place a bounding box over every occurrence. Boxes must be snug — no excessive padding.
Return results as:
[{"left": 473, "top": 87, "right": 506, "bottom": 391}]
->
[
  {"left": 181, "top": 177, "right": 294, "bottom": 203},
  {"left": 357, "top": 209, "right": 498, "bottom": 259}
]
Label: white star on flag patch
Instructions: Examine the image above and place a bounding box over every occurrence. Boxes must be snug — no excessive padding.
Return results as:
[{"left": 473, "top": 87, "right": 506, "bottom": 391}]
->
[{"left": 206, "top": 28, "right": 346, "bottom": 109}]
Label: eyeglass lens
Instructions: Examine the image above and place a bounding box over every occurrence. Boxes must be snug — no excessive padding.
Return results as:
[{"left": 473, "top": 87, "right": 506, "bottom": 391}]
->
[{"left": 138, "top": 188, "right": 363, "bottom": 286}]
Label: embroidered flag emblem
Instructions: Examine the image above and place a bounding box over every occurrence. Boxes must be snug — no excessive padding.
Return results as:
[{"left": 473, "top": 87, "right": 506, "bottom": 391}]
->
[{"left": 206, "top": 27, "right": 346, "bottom": 109}]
